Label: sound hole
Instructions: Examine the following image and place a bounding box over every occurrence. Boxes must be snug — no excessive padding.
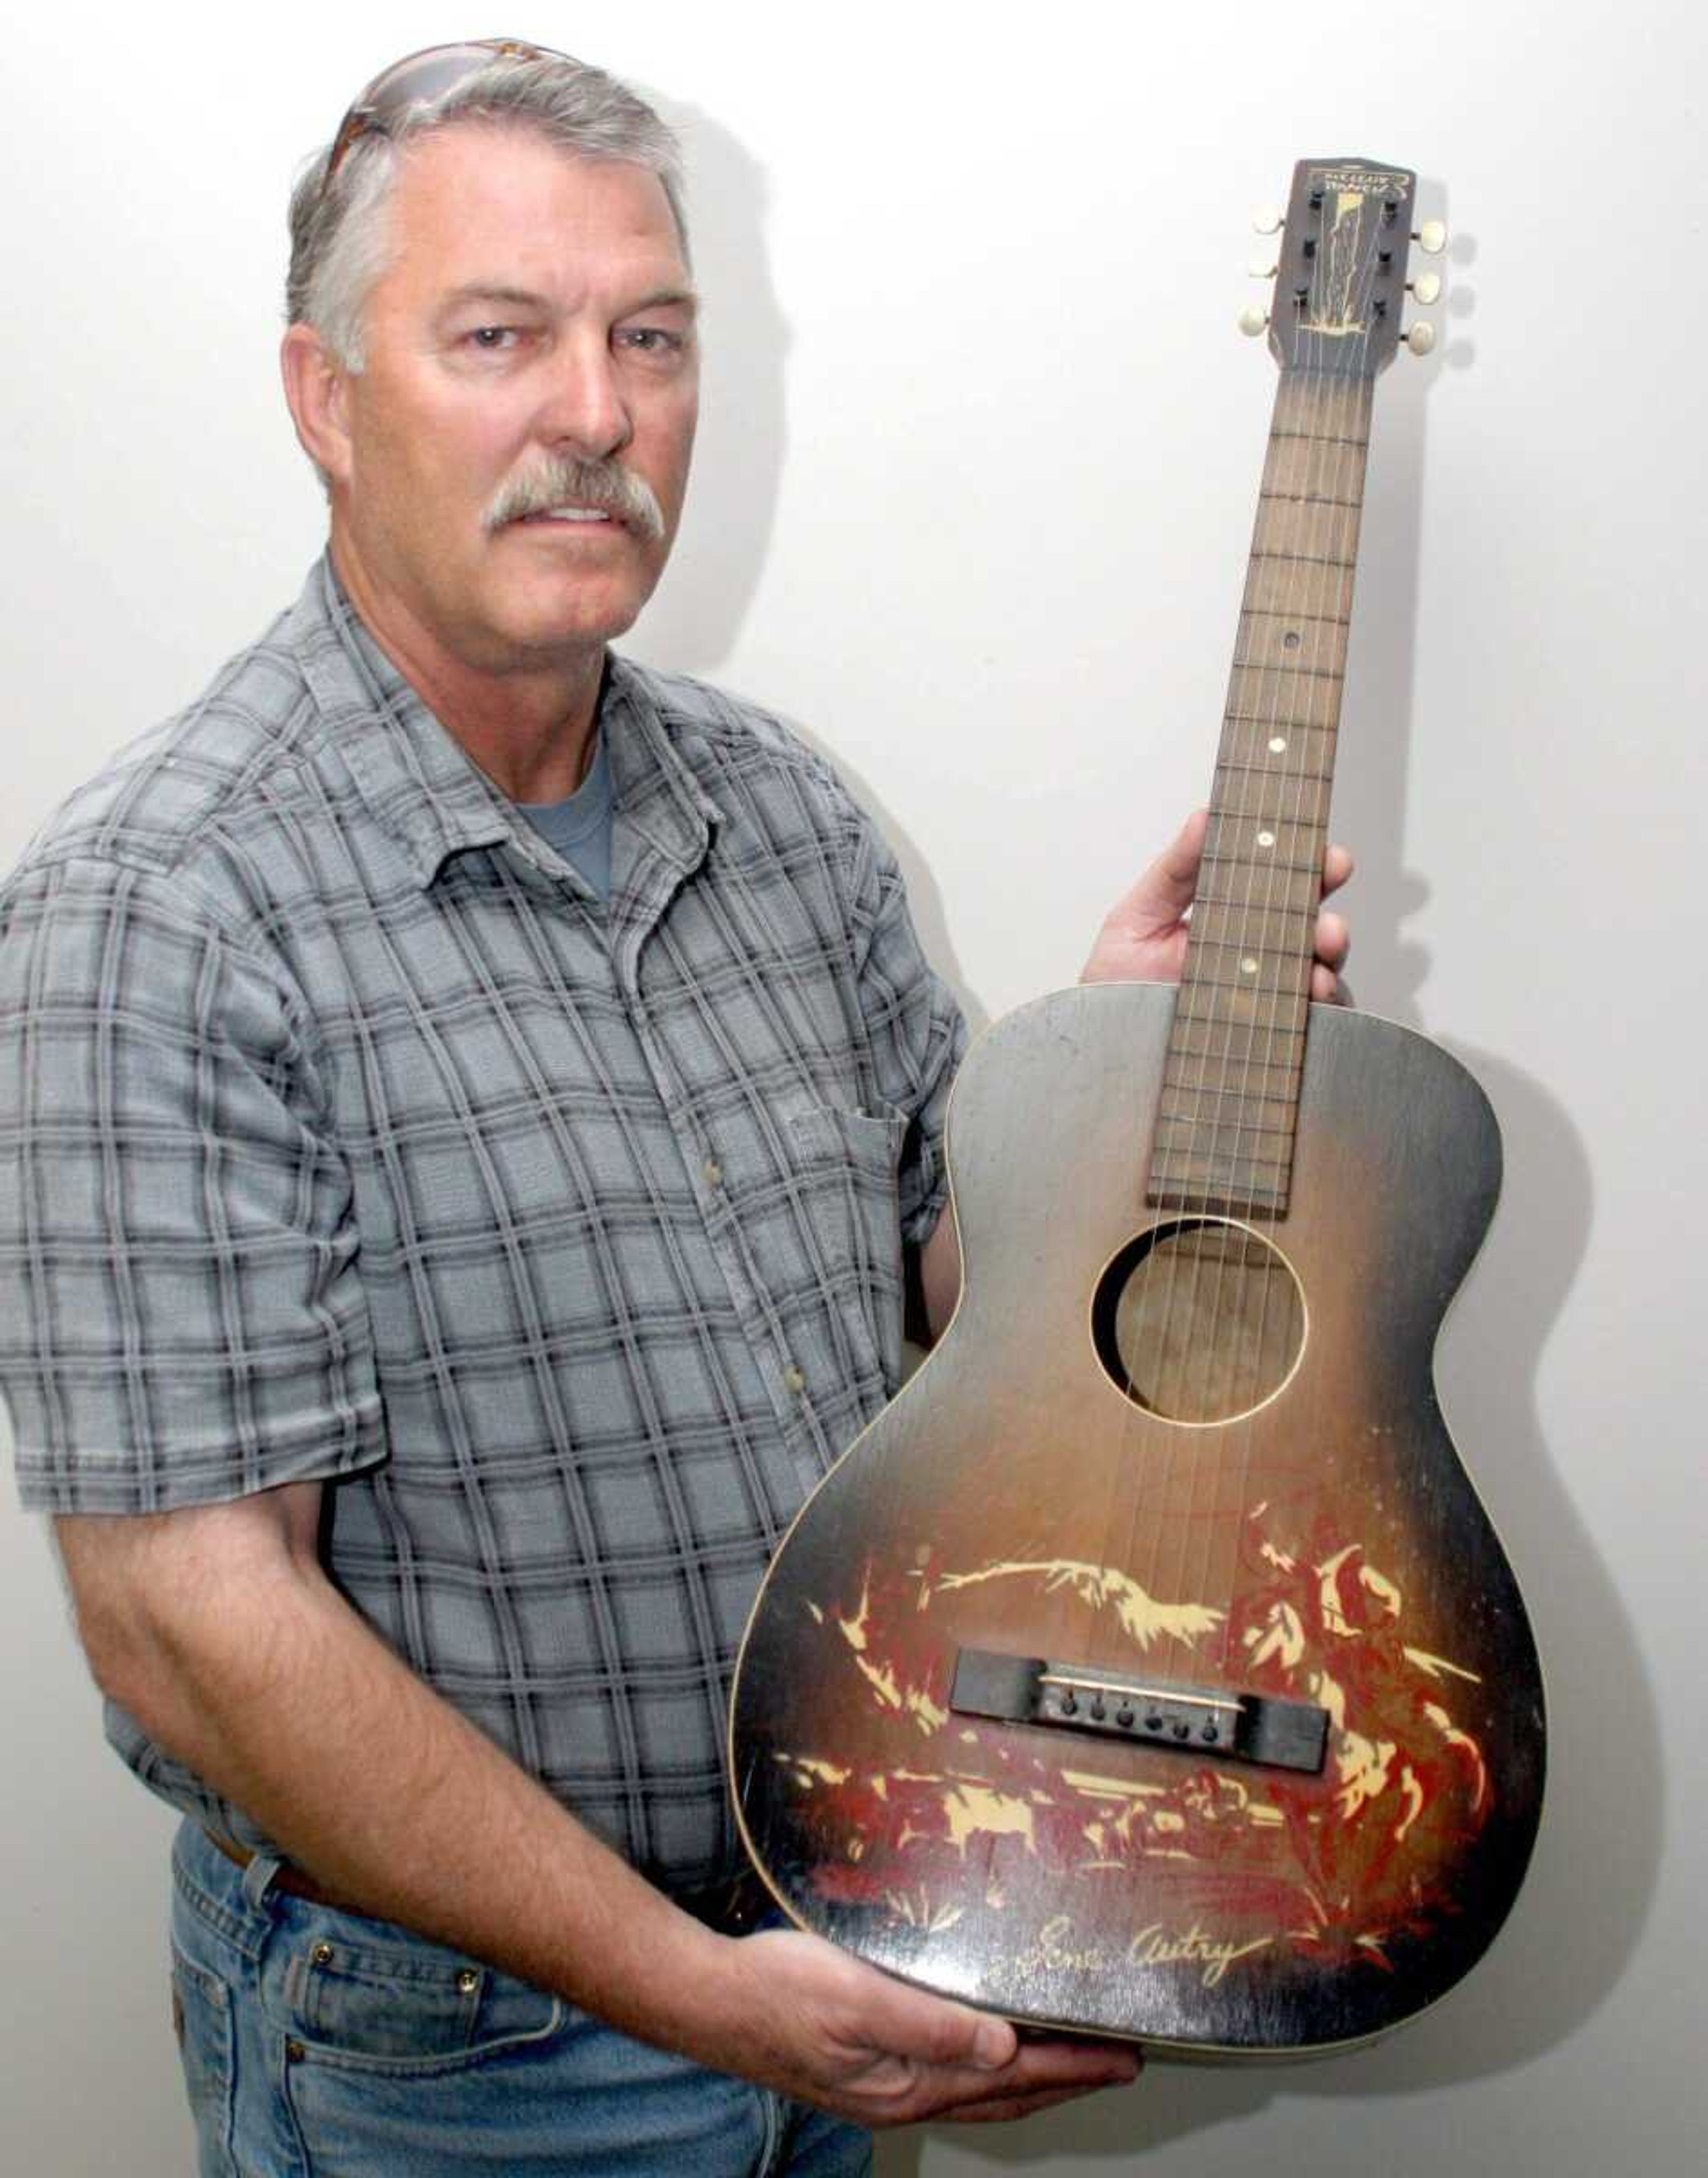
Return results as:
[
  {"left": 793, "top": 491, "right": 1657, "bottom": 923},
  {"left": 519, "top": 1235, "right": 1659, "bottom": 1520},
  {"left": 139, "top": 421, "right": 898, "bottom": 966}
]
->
[{"left": 1093, "top": 1218, "right": 1305, "bottom": 1424}]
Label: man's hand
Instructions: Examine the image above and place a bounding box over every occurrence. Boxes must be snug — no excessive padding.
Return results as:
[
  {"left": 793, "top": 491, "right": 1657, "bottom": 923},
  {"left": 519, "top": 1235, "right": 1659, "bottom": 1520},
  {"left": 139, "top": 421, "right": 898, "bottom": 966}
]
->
[
  {"left": 709, "top": 1925, "right": 1140, "bottom": 2126},
  {"left": 1081, "top": 809, "right": 1353, "bottom": 999}
]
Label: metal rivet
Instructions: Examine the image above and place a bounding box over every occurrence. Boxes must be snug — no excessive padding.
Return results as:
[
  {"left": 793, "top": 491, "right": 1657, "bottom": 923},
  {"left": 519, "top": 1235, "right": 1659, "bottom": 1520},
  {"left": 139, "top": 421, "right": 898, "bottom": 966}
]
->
[
  {"left": 286, "top": 2039, "right": 306, "bottom": 2062},
  {"left": 702, "top": 1158, "right": 723, "bottom": 1188},
  {"left": 456, "top": 1969, "right": 480, "bottom": 1996},
  {"left": 311, "top": 1942, "right": 334, "bottom": 1968},
  {"left": 782, "top": 1364, "right": 806, "bottom": 1396}
]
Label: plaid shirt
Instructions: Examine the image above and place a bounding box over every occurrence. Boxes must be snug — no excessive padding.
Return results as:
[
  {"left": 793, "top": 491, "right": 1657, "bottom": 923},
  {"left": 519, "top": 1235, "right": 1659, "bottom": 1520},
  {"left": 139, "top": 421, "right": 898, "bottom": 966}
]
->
[{"left": 0, "top": 559, "right": 965, "bottom": 1886}]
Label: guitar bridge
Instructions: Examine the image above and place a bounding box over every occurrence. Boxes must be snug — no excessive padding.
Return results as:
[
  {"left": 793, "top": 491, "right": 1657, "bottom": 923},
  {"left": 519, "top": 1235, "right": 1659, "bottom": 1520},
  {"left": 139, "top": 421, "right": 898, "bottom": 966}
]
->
[{"left": 949, "top": 1648, "right": 1328, "bottom": 1776}]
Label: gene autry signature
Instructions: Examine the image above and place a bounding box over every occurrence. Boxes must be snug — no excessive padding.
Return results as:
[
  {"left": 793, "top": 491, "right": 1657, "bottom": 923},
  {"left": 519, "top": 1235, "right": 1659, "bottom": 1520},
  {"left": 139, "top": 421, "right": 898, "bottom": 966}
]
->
[
  {"left": 1130, "top": 1923, "right": 1273, "bottom": 1989},
  {"left": 1015, "top": 1916, "right": 1273, "bottom": 1991}
]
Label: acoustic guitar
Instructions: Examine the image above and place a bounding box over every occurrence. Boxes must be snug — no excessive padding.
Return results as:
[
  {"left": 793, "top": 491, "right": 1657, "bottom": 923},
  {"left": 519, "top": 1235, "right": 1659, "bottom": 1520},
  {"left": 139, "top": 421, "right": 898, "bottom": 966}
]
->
[{"left": 729, "top": 157, "right": 1544, "bottom": 2057}]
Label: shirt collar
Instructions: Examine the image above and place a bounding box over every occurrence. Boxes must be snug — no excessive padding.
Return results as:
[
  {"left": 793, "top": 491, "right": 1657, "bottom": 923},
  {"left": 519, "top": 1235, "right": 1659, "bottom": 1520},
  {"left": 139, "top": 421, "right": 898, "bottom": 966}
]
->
[{"left": 288, "top": 554, "right": 717, "bottom": 892}]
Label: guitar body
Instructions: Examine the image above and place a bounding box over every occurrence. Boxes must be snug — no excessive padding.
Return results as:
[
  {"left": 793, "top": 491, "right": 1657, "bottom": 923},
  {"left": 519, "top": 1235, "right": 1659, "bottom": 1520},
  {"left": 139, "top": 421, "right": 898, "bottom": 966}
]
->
[{"left": 730, "top": 986, "right": 1545, "bottom": 2054}]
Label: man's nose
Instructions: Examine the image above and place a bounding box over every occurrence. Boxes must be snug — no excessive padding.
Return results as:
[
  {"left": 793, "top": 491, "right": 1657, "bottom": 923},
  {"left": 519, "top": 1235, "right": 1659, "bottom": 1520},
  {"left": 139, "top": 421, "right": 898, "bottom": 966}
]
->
[{"left": 537, "top": 334, "right": 632, "bottom": 459}]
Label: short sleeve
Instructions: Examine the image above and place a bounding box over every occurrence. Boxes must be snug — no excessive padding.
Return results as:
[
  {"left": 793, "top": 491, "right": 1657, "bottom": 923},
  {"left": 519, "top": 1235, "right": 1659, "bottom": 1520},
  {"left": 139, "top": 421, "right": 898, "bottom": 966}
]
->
[
  {"left": 0, "top": 857, "right": 384, "bottom": 1513},
  {"left": 843, "top": 824, "right": 969, "bottom": 1248}
]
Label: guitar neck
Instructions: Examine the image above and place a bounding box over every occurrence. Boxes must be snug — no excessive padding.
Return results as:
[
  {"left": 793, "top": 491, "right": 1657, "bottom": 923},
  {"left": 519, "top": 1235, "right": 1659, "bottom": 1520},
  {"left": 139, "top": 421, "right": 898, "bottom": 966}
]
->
[{"left": 1150, "top": 369, "right": 1375, "bottom": 1219}]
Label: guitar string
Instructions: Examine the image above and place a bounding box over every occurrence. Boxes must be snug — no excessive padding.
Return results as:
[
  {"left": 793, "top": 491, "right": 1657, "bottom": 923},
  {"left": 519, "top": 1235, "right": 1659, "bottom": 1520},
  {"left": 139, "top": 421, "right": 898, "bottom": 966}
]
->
[
  {"left": 1204, "top": 292, "right": 1323, "bottom": 1672},
  {"left": 1156, "top": 209, "right": 1329, "bottom": 1654},
  {"left": 1232, "top": 244, "right": 1357, "bottom": 1582},
  {"left": 1142, "top": 339, "right": 1292, "bottom": 1622},
  {"left": 1217, "top": 193, "right": 1375, "bottom": 1667},
  {"left": 1214, "top": 292, "right": 1332, "bottom": 1634},
  {"left": 1233, "top": 219, "right": 1380, "bottom": 1644},
  {"left": 1147, "top": 209, "right": 1319, "bottom": 1644}
]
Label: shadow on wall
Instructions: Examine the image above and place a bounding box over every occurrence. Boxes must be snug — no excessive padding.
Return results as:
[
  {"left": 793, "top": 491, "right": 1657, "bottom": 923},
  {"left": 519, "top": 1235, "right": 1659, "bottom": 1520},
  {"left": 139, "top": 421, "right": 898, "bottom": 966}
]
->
[{"left": 632, "top": 100, "right": 990, "bottom": 1046}]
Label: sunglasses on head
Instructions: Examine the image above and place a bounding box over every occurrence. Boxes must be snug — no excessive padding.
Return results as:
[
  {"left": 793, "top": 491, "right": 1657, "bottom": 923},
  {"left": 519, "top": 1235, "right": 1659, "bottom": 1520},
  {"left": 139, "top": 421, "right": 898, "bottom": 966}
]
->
[{"left": 322, "top": 37, "right": 572, "bottom": 191}]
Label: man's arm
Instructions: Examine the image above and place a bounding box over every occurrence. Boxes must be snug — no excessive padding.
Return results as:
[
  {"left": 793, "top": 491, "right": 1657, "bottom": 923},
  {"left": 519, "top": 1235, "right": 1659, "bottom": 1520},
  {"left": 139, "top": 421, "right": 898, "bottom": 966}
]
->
[
  {"left": 56, "top": 1486, "right": 1136, "bottom": 2127},
  {"left": 914, "top": 813, "right": 1353, "bottom": 1342}
]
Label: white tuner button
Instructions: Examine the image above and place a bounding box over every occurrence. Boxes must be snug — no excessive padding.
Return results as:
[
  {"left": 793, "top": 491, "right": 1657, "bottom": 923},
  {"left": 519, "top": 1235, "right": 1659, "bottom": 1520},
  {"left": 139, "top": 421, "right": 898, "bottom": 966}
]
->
[
  {"left": 1408, "top": 271, "right": 1443, "bottom": 305},
  {"left": 1239, "top": 305, "right": 1270, "bottom": 337},
  {"left": 1405, "top": 320, "right": 1438, "bottom": 356},
  {"left": 1248, "top": 253, "right": 1279, "bottom": 279},
  {"left": 1415, "top": 217, "right": 1447, "bottom": 255},
  {"left": 1252, "top": 205, "right": 1284, "bottom": 235}
]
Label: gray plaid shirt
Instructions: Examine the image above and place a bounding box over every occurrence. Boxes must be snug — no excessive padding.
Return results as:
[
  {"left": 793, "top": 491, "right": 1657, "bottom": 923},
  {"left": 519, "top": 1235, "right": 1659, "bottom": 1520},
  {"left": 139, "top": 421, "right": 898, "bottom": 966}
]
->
[{"left": 0, "top": 559, "right": 965, "bottom": 1885}]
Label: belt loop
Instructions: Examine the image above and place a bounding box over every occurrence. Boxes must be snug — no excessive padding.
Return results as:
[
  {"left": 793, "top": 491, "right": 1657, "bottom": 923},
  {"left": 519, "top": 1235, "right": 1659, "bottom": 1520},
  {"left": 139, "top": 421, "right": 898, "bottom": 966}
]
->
[{"left": 240, "top": 1850, "right": 286, "bottom": 1911}]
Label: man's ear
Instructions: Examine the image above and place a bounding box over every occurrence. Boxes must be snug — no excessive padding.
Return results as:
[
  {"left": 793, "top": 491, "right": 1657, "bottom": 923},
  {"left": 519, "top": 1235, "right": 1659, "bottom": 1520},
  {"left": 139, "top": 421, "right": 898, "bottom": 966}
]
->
[{"left": 281, "top": 323, "right": 354, "bottom": 487}]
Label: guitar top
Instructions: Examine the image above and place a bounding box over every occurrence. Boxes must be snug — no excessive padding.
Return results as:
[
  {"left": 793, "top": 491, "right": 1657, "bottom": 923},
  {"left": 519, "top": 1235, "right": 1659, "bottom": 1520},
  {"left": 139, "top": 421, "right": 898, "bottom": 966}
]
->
[{"left": 729, "top": 159, "right": 1544, "bottom": 2058}]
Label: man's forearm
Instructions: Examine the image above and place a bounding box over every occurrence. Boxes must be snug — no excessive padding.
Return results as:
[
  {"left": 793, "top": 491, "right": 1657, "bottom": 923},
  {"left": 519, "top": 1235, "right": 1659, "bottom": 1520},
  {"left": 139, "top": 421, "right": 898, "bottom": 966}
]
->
[
  {"left": 52, "top": 1480, "right": 1141, "bottom": 2128},
  {"left": 56, "top": 1490, "right": 744, "bottom": 2061}
]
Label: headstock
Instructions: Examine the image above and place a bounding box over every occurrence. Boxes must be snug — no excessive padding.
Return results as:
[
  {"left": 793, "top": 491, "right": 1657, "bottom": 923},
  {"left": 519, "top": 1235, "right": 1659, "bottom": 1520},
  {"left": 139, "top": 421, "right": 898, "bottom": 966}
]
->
[{"left": 1241, "top": 158, "right": 1442, "bottom": 377}]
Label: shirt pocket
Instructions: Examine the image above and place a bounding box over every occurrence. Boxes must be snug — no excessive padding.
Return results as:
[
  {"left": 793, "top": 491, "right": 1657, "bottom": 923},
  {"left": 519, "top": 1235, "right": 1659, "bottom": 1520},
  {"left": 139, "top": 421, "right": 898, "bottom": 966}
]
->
[{"left": 782, "top": 1103, "right": 910, "bottom": 1394}]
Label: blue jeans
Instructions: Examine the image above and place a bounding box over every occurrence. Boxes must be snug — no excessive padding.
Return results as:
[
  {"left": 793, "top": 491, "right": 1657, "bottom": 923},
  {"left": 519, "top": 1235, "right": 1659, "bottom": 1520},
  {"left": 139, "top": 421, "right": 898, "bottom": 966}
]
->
[{"left": 169, "top": 1821, "right": 870, "bottom": 2177}]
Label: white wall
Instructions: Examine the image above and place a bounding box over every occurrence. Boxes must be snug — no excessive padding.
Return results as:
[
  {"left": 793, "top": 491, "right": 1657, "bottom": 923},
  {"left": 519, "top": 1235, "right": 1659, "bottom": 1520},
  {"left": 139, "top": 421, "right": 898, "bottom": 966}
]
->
[{"left": 4, "top": 3, "right": 1702, "bottom": 2172}]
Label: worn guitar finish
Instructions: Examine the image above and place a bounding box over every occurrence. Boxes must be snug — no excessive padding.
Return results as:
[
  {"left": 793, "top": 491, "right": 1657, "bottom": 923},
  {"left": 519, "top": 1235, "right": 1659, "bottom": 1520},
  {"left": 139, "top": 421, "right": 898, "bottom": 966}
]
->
[{"left": 730, "top": 159, "right": 1544, "bottom": 2055}]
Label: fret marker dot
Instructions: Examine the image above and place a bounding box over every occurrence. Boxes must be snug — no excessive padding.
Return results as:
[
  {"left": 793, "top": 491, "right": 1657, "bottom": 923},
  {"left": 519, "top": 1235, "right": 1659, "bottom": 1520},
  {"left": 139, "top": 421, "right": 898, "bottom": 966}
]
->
[
  {"left": 1269, "top": 737, "right": 1287, "bottom": 753},
  {"left": 1284, "top": 631, "right": 1301, "bottom": 649},
  {"left": 1241, "top": 958, "right": 1260, "bottom": 975},
  {"left": 1257, "top": 830, "right": 1276, "bottom": 848}
]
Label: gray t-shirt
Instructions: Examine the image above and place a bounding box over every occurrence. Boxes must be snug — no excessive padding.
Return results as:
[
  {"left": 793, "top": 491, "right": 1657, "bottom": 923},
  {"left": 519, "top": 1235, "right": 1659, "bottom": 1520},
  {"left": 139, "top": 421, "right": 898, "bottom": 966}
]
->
[{"left": 518, "top": 726, "right": 613, "bottom": 901}]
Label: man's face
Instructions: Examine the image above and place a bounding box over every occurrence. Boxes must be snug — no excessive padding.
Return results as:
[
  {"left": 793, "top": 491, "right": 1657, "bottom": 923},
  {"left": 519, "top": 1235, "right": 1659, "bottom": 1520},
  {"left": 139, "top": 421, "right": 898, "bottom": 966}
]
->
[{"left": 325, "top": 125, "right": 698, "bottom": 676}]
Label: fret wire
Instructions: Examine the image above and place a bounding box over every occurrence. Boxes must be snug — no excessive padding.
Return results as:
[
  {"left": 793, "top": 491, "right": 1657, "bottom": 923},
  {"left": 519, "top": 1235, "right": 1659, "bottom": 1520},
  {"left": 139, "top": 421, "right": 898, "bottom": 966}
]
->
[
  {"left": 1191, "top": 892, "right": 1316, "bottom": 916},
  {"left": 1213, "top": 760, "right": 1336, "bottom": 784},
  {"left": 1258, "top": 491, "right": 1364, "bottom": 511},
  {"left": 1168, "top": 1041, "right": 1303, "bottom": 1071},
  {"left": 1220, "top": 710, "right": 1339, "bottom": 730},
  {"left": 1226, "top": 661, "right": 1345, "bottom": 682},
  {"left": 1188, "top": 940, "right": 1317, "bottom": 965},
  {"left": 1154, "top": 1119, "right": 1297, "bottom": 1149},
  {"left": 1249, "top": 550, "right": 1358, "bottom": 570},
  {"left": 1199, "top": 850, "right": 1323, "bottom": 876},
  {"left": 1239, "top": 608, "right": 1350, "bottom": 628},
  {"left": 1267, "top": 429, "right": 1369, "bottom": 448},
  {"left": 1159, "top": 1083, "right": 1299, "bottom": 1116},
  {"left": 1152, "top": 1149, "right": 1296, "bottom": 1180}
]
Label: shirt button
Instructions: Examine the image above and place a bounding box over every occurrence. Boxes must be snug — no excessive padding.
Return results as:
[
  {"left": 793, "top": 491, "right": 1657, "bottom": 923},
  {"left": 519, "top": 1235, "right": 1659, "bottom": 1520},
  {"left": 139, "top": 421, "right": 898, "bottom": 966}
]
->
[
  {"left": 702, "top": 1158, "right": 724, "bottom": 1188},
  {"left": 782, "top": 1364, "right": 806, "bottom": 1396}
]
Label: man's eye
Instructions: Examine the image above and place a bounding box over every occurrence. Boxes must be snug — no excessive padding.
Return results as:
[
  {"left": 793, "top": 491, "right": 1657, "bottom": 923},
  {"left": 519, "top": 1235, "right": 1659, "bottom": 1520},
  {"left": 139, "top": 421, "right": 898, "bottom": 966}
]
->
[
  {"left": 617, "top": 327, "right": 684, "bottom": 355},
  {"left": 467, "top": 326, "right": 520, "bottom": 352}
]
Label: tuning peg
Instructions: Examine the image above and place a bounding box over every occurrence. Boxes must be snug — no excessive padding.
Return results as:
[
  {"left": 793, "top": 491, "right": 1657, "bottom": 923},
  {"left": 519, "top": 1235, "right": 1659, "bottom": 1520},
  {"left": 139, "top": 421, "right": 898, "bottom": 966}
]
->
[
  {"left": 1248, "top": 253, "right": 1279, "bottom": 279},
  {"left": 1405, "top": 321, "right": 1437, "bottom": 356},
  {"left": 1238, "top": 305, "right": 1270, "bottom": 337},
  {"left": 1407, "top": 271, "right": 1443, "bottom": 305},
  {"left": 1414, "top": 217, "right": 1447, "bottom": 256},
  {"left": 1252, "top": 205, "right": 1284, "bottom": 235}
]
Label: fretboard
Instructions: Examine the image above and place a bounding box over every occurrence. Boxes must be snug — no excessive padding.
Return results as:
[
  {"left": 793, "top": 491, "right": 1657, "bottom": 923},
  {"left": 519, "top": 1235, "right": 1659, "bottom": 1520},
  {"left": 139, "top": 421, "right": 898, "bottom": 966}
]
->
[{"left": 1148, "top": 370, "right": 1375, "bottom": 1219}]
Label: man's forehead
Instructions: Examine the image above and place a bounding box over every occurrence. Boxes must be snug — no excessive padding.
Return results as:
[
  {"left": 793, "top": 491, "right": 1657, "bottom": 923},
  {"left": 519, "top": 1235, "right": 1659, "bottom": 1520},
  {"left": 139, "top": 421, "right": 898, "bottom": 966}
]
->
[{"left": 391, "top": 123, "right": 682, "bottom": 250}]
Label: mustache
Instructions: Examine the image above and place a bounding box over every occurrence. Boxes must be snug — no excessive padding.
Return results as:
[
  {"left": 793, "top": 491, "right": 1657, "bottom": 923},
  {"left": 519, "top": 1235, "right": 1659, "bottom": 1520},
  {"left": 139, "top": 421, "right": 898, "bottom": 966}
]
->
[{"left": 482, "top": 456, "right": 666, "bottom": 542}]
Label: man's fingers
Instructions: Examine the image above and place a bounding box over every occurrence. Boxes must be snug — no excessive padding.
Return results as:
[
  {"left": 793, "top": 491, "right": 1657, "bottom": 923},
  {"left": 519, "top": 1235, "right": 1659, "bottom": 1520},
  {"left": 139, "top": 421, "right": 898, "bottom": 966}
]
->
[
  {"left": 1144, "top": 808, "right": 1211, "bottom": 928},
  {"left": 1322, "top": 841, "right": 1354, "bottom": 896},
  {"left": 808, "top": 1941, "right": 1015, "bottom": 2073},
  {"left": 919, "top": 2036, "right": 1141, "bottom": 2124}
]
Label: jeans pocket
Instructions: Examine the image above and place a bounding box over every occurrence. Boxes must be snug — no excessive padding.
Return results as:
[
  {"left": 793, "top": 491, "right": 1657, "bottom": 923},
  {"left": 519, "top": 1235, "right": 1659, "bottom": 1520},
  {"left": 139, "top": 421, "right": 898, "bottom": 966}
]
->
[
  {"left": 171, "top": 1940, "right": 237, "bottom": 2177},
  {"left": 271, "top": 1912, "right": 564, "bottom": 2074}
]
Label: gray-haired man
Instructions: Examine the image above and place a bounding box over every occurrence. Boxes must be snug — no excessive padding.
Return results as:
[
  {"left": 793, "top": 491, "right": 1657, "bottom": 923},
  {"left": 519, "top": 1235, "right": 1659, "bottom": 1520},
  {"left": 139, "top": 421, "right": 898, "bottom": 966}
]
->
[{"left": 0, "top": 40, "right": 1348, "bottom": 2176}]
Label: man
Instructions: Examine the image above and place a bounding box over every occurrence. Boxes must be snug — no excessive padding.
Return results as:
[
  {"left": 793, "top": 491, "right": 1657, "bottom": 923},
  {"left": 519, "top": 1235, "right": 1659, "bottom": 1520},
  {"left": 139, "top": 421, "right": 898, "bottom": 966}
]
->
[{"left": 0, "top": 41, "right": 1349, "bottom": 2176}]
